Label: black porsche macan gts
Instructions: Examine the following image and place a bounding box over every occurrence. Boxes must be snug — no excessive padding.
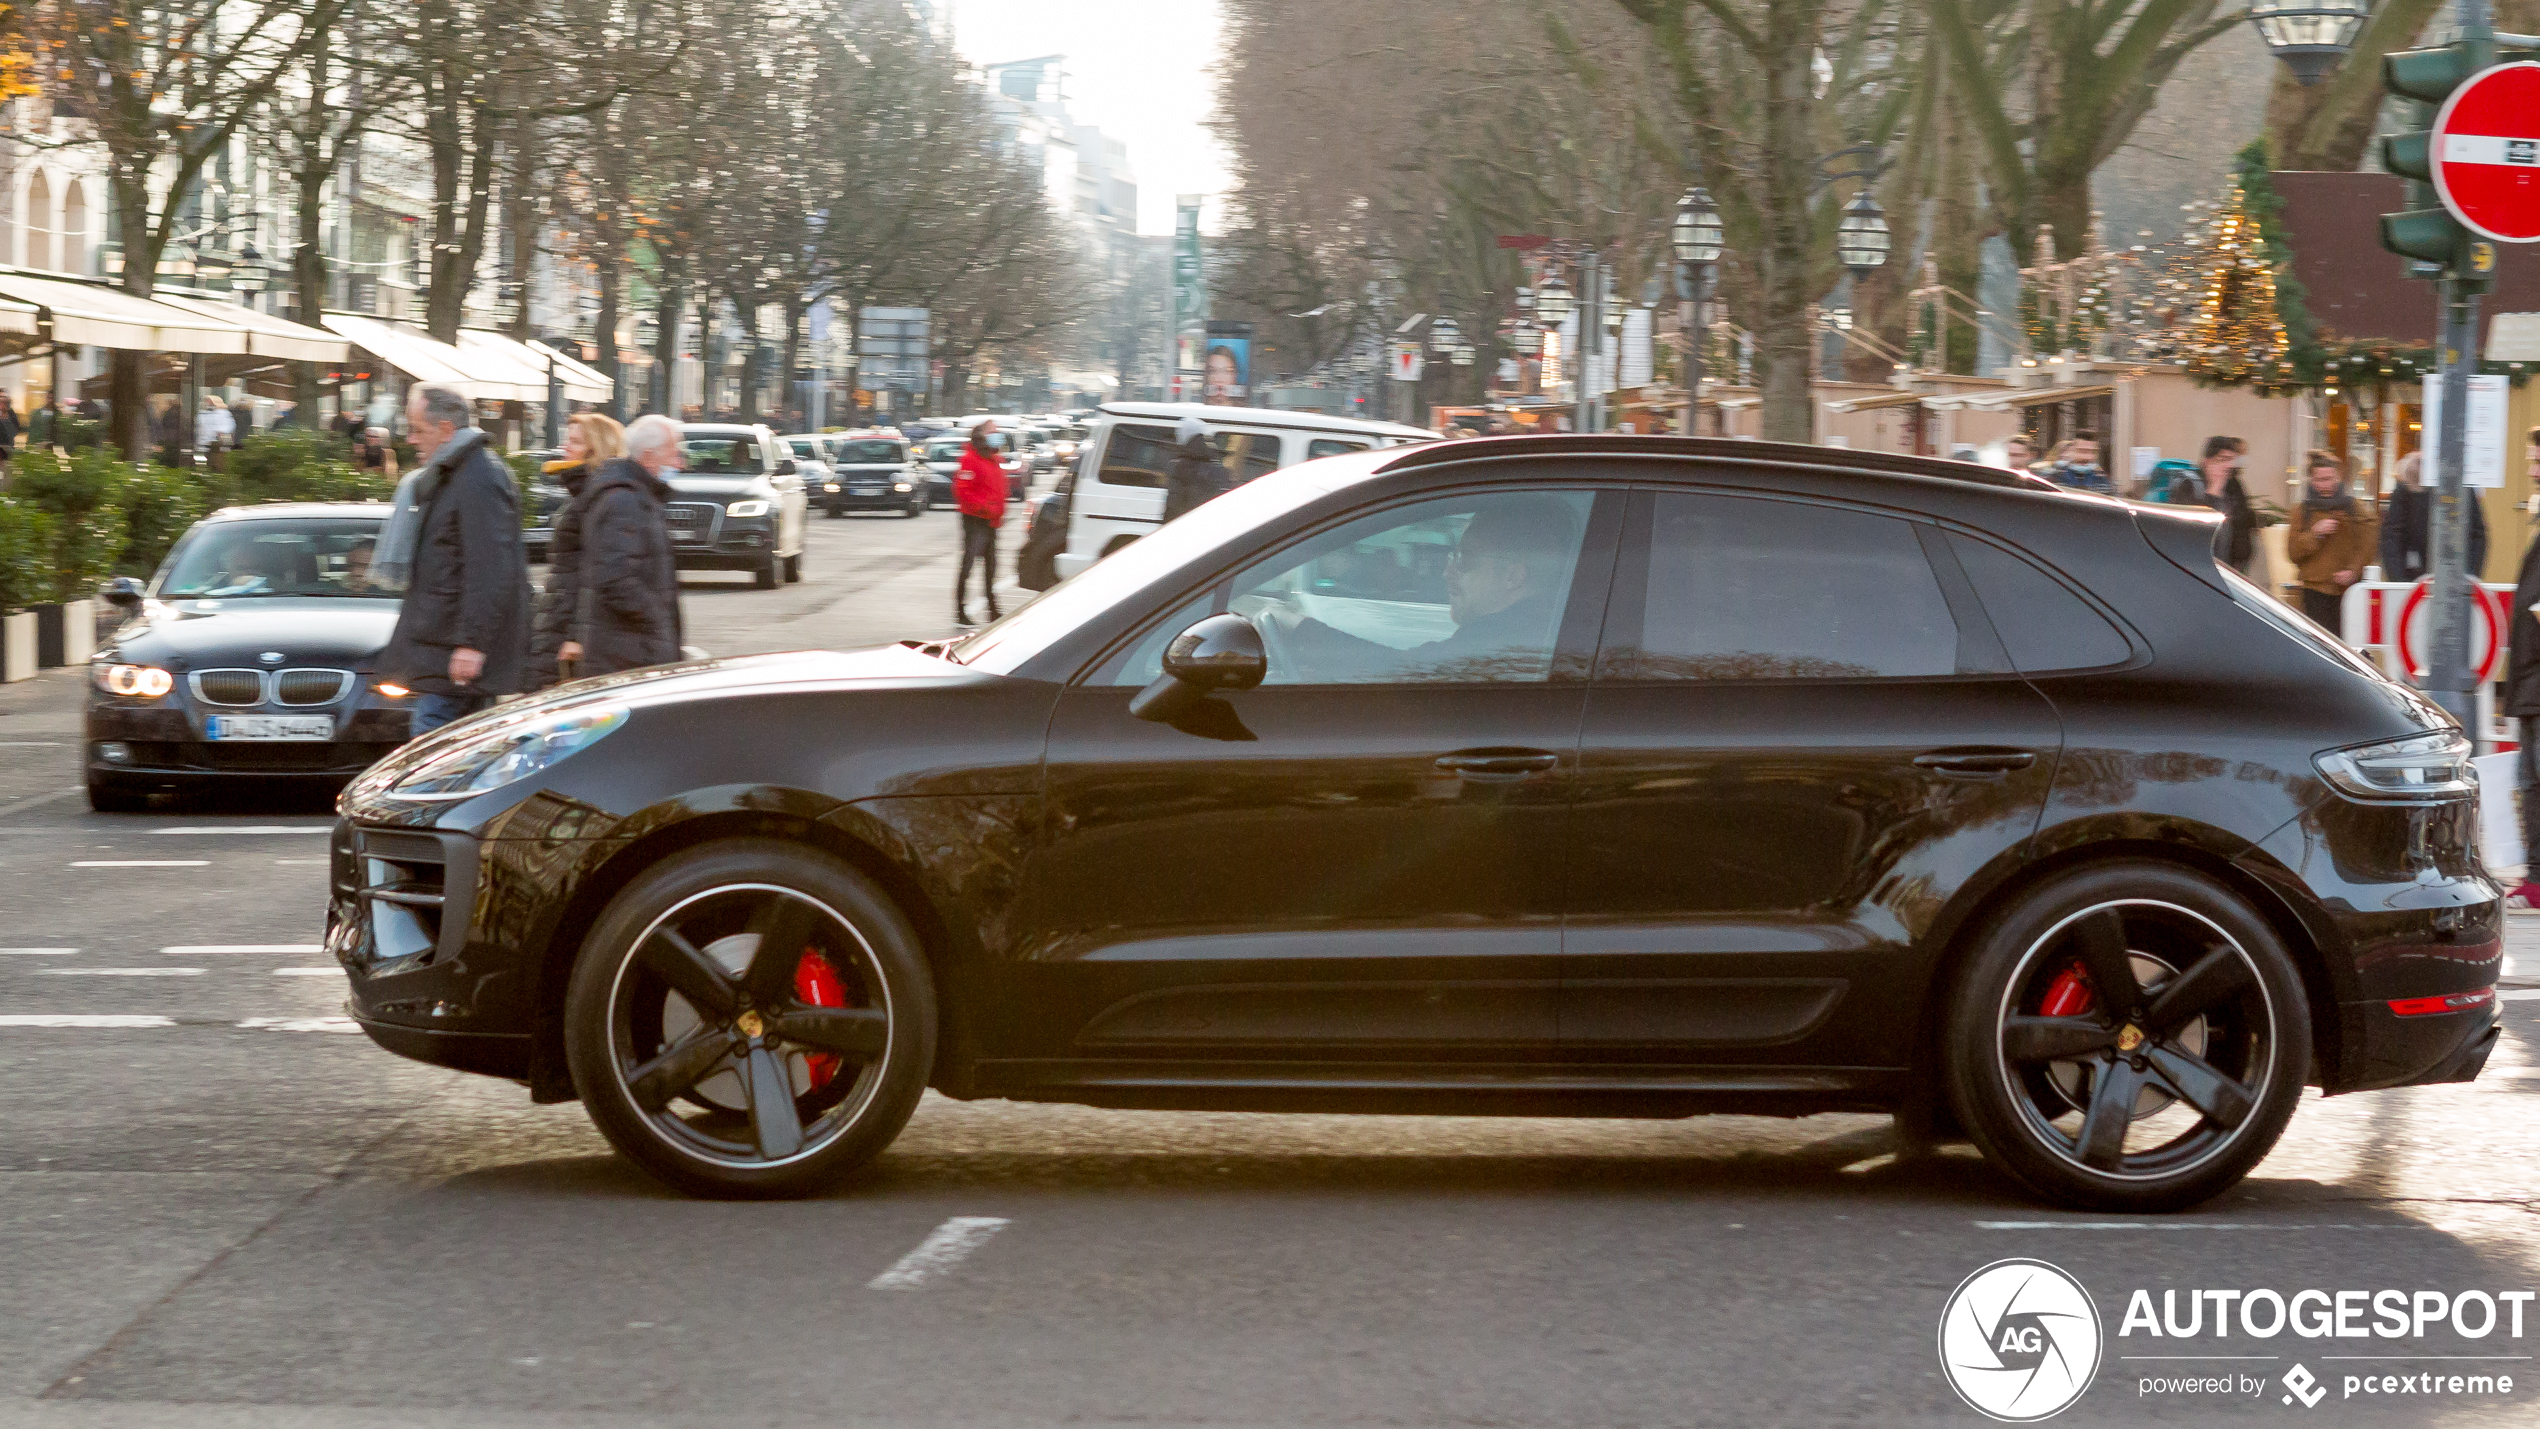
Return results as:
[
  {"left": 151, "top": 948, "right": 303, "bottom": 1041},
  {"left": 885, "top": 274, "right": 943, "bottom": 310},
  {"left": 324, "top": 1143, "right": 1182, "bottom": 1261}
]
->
[{"left": 329, "top": 436, "right": 2502, "bottom": 1209}]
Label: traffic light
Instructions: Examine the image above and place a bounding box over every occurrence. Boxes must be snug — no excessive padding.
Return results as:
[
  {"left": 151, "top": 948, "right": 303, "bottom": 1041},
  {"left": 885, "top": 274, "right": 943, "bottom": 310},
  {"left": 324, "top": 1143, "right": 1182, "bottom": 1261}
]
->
[{"left": 2378, "top": 36, "right": 2531, "bottom": 281}]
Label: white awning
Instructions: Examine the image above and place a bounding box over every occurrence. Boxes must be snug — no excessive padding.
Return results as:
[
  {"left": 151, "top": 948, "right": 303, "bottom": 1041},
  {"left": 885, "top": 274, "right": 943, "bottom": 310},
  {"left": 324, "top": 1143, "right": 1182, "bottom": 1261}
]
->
[
  {"left": 461, "top": 329, "right": 611, "bottom": 402},
  {"left": 319, "top": 313, "right": 613, "bottom": 402},
  {"left": 525, "top": 339, "right": 615, "bottom": 401},
  {"left": 149, "top": 295, "right": 349, "bottom": 363},
  {"left": 0, "top": 271, "right": 319, "bottom": 355}
]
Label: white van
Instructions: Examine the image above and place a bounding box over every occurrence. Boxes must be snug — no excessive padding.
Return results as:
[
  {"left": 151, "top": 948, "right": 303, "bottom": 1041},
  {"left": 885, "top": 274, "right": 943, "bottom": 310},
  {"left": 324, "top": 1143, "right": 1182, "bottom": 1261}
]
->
[{"left": 1056, "top": 402, "right": 1434, "bottom": 580}]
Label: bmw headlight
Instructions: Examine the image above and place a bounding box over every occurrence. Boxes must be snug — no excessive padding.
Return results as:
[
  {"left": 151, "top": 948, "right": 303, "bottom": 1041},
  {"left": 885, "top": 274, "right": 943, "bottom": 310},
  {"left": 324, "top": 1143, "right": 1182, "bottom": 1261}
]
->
[
  {"left": 386, "top": 705, "right": 628, "bottom": 801},
  {"left": 824, "top": 482, "right": 840, "bottom": 492},
  {"left": 726, "top": 499, "right": 771, "bottom": 518},
  {"left": 93, "top": 663, "right": 174, "bottom": 699},
  {"left": 894, "top": 481, "right": 913, "bottom": 492}
]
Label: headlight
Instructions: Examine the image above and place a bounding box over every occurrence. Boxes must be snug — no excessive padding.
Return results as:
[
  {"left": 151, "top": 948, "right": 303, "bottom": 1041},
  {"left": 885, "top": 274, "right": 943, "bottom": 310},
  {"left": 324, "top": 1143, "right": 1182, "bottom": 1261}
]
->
[
  {"left": 823, "top": 481, "right": 840, "bottom": 493},
  {"left": 725, "top": 499, "right": 771, "bottom": 518},
  {"left": 93, "top": 663, "right": 174, "bottom": 698},
  {"left": 2314, "top": 731, "right": 2475, "bottom": 801},
  {"left": 386, "top": 706, "right": 628, "bottom": 801},
  {"left": 375, "top": 681, "right": 411, "bottom": 699},
  {"left": 894, "top": 481, "right": 913, "bottom": 492}
]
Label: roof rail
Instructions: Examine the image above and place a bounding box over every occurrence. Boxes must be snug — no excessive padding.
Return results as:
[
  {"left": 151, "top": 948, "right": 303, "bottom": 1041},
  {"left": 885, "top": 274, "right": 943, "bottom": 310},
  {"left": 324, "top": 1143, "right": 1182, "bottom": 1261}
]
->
[{"left": 1372, "top": 434, "right": 2035, "bottom": 491}]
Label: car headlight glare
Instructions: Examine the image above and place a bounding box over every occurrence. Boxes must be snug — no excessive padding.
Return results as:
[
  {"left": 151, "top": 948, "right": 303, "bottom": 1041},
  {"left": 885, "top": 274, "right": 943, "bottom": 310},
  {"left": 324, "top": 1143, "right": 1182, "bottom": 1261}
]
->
[
  {"left": 824, "top": 482, "right": 840, "bottom": 492},
  {"left": 894, "top": 481, "right": 913, "bottom": 492},
  {"left": 2314, "top": 731, "right": 2476, "bottom": 802},
  {"left": 94, "top": 663, "right": 174, "bottom": 698},
  {"left": 386, "top": 705, "right": 629, "bottom": 801},
  {"left": 726, "top": 499, "right": 771, "bottom": 518}
]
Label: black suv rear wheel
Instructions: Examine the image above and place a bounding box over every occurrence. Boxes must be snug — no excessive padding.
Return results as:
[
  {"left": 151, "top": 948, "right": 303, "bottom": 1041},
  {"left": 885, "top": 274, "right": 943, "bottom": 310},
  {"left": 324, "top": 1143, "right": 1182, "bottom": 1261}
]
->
[{"left": 1944, "top": 861, "right": 2309, "bottom": 1213}]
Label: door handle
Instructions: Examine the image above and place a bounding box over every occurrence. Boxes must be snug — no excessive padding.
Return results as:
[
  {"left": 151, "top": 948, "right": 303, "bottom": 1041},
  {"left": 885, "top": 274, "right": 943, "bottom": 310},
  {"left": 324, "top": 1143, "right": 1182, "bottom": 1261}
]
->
[
  {"left": 1436, "top": 749, "right": 1561, "bottom": 781},
  {"left": 1913, "top": 748, "right": 2038, "bottom": 776}
]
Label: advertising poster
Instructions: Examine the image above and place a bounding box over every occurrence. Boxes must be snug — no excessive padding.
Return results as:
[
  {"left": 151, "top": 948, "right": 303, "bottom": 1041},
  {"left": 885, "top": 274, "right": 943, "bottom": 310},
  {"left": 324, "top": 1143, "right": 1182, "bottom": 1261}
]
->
[{"left": 1203, "top": 320, "right": 1253, "bottom": 406}]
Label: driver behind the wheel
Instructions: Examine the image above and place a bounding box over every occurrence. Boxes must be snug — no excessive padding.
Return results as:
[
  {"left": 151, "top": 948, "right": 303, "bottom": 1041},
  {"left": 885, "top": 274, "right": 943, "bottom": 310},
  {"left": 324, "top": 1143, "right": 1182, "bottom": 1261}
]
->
[{"left": 1287, "top": 499, "right": 1577, "bottom": 681}]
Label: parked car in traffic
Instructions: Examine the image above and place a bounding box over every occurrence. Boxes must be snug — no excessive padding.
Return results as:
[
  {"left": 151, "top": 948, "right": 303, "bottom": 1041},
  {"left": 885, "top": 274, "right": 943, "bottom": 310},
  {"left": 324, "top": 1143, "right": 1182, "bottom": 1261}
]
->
[
  {"left": 671, "top": 423, "right": 810, "bottom": 589},
  {"left": 86, "top": 503, "right": 415, "bottom": 810},
  {"left": 1057, "top": 402, "right": 1434, "bottom": 580},
  {"left": 782, "top": 434, "right": 838, "bottom": 496},
  {"left": 817, "top": 435, "right": 924, "bottom": 518},
  {"left": 330, "top": 434, "right": 2501, "bottom": 1209}
]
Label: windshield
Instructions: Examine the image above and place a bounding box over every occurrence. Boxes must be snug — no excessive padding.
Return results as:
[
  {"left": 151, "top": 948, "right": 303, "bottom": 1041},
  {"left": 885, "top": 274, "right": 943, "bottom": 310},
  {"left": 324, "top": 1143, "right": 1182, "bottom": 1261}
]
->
[
  {"left": 787, "top": 438, "right": 822, "bottom": 460},
  {"left": 837, "top": 440, "right": 906, "bottom": 463},
  {"left": 950, "top": 454, "right": 1388, "bottom": 675},
  {"left": 156, "top": 518, "right": 396, "bottom": 598},
  {"left": 682, "top": 435, "right": 763, "bottom": 473},
  {"left": 922, "top": 439, "right": 967, "bottom": 462}
]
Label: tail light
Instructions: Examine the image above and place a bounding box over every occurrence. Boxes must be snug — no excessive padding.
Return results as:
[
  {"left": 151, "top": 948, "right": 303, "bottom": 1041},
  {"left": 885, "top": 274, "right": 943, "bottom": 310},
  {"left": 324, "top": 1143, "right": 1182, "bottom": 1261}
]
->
[{"left": 2389, "top": 988, "right": 2494, "bottom": 1017}]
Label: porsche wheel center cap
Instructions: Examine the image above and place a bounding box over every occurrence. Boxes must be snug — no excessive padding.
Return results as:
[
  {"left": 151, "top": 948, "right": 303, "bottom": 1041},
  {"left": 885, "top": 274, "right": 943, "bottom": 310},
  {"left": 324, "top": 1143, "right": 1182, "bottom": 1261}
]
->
[
  {"left": 2115, "top": 1024, "right": 2144, "bottom": 1053},
  {"left": 736, "top": 1010, "right": 766, "bottom": 1040}
]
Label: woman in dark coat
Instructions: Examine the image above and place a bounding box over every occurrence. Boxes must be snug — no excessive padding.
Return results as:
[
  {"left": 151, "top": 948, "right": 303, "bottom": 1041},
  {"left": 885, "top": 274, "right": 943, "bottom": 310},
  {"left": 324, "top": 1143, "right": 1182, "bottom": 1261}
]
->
[
  {"left": 525, "top": 412, "right": 625, "bottom": 688},
  {"left": 2378, "top": 450, "right": 2488, "bottom": 584}
]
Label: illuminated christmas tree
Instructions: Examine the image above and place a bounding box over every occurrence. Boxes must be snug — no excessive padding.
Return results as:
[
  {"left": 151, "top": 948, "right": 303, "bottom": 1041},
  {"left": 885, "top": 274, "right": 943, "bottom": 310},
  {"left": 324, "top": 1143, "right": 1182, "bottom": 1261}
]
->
[{"left": 2178, "top": 180, "right": 2288, "bottom": 385}]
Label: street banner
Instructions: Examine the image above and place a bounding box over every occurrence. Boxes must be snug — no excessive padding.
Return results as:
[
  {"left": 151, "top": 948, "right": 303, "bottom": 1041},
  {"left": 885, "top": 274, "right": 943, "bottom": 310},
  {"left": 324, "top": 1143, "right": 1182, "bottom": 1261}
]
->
[
  {"left": 2420, "top": 373, "right": 2509, "bottom": 486},
  {"left": 1204, "top": 319, "right": 1253, "bottom": 406}
]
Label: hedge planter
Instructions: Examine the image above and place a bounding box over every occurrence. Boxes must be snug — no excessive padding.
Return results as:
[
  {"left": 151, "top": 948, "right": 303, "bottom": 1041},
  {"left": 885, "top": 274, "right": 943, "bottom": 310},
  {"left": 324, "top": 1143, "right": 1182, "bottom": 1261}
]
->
[
  {"left": 39, "top": 597, "right": 95, "bottom": 666},
  {"left": 0, "top": 610, "right": 33, "bottom": 683}
]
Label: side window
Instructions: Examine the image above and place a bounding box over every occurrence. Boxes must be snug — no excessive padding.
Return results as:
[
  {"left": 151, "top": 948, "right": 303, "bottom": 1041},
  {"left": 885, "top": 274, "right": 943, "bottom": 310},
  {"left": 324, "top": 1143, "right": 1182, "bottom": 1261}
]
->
[
  {"left": 1601, "top": 491, "right": 1959, "bottom": 680},
  {"left": 1095, "top": 423, "right": 1178, "bottom": 489},
  {"left": 1307, "top": 438, "right": 1371, "bottom": 461},
  {"left": 1213, "top": 431, "right": 1281, "bottom": 484},
  {"left": 1224, "top": 489, "right": 1596, "bottom": 686},
  {"left": 1947, "top": 534, "right": 2132, "bottom": 672}
]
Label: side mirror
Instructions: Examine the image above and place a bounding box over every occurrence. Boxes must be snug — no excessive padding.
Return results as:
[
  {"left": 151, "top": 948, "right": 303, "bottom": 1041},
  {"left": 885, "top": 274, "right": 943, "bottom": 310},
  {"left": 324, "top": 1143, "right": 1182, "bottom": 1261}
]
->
[
  {"left": 1130, "top": 614, "right": 1266, "bottom": 723},
  {"left": 102, "top": 576, "right": 146, "bottom": 609}
]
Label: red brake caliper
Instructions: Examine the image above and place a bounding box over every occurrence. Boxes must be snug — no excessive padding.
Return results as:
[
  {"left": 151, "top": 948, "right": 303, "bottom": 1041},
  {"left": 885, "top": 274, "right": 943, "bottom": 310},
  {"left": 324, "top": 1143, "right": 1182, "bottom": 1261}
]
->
[
  {"left": 793, "top": 951, "right": 848, "bottom": 1088},
  {"left": 2039, "top": 963, "right": 2095, "bottom": 1018}
]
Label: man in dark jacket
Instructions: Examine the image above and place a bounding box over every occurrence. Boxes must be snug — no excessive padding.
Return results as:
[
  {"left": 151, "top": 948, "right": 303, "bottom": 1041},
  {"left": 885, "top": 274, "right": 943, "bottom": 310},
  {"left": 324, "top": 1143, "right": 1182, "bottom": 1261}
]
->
[
  {"left": 571, "top": 415, "right": 685, "bottom": 675},
  {"left": 1162, "top": 415, "right": 1231, "bottom": 522},
  {"left": 2182, "top": 435, "right": 2260, "bottom": 574},
  {"left": 377, "top": 382, "right": 532, "bottom": 735},
  {"left": 2379, "top": 450, "right": 2489, "bottom": 584},
  {"left": 2509, "top": 426, "right": 2540, "bottom": 908}
]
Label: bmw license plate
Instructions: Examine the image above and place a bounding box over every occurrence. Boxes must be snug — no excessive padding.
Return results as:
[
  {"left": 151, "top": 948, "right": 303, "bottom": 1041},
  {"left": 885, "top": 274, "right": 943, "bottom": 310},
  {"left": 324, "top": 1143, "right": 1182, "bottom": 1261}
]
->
[{"left": 207, "top": 714, "right": 333, "bottom": 741}]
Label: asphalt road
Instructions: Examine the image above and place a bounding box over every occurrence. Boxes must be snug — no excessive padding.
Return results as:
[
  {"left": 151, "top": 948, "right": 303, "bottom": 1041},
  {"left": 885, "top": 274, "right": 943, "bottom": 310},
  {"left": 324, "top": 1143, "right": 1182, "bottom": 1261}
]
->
[{"left": 2, "top": 494, "right": 2537, "bottom": 1429}]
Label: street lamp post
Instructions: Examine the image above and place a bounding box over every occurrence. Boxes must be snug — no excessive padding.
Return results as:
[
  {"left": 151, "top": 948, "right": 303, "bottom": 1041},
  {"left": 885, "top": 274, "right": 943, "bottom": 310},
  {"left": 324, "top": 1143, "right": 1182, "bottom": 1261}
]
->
[
  {"left": 2246, "top": 0, "right": 2369, "bottom": 85},
  {"left": 1829, "top": 191, "right": 1891, "bottom": 375},
  {"left": 1672, "top": 186, "right": 1723, "bottom": 436}
]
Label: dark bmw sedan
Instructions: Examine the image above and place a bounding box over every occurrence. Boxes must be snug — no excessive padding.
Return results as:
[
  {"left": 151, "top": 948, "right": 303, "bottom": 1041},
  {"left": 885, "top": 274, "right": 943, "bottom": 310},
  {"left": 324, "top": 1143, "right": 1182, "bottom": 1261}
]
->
[
  {"left": 89, "top": 503, "right": 414, "bottom": 810},
  {"left": 329, "top": 436, "right": 2500, "bottom": 1209}
]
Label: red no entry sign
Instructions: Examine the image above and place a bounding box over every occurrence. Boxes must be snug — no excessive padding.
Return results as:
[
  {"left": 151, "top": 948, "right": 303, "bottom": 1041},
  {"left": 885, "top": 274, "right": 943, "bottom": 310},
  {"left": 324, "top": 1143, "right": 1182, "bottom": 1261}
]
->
[{"left": 2434, "top": 61, "right": 2540, "bottom": 243}]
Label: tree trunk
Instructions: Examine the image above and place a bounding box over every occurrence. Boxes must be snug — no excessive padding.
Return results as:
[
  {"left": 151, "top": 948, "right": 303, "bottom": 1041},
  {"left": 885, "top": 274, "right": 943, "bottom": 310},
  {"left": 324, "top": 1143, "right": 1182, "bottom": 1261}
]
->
[
  {"left": 651, "top": 270, "right": 682, "bottom": 416},
  {"left": 1757, "top": 2, "right": 1821, "bottom": 444},
  {"left": 292, "top": 154, "right": 331, "bottom": 414},
  {"left": 780, "top": 298, "right": 805, "bottom": 427},
  {"left": 596, "top": 253, "right": 622, "bottom": 420},
  {"left": 108, "top": 177, "right": 158, "bottom": 460}
]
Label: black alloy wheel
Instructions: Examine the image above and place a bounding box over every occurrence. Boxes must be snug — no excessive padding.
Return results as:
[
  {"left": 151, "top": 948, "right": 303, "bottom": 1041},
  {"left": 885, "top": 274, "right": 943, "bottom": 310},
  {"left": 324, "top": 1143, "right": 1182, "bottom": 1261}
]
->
[
  {"left": 1944, "top": 862, "right": 2309, "bottom": 1213},
  {"left": 783, "top": 551, "right": 803, "bottom": 584},
  {"left": 564, "top": 840, "right": 935, "bottom": 1198},
  {"left": 755, "top": 550, "right": 779, "bottom": 589}
]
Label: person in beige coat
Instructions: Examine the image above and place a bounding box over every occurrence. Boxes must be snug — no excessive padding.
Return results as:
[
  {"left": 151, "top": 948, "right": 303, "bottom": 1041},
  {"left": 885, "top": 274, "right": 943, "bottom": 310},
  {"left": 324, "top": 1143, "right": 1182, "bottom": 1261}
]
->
[{"left": 2285, "top": 449, "right": 2378, "bottom": 629}]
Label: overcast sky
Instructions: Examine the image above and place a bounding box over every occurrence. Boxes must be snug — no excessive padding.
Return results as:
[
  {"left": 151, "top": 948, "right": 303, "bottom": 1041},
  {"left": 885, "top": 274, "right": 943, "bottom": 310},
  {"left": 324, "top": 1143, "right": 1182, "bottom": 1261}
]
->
[{"left": 944, "top": 0, "right": 1234, "bottom": 235}]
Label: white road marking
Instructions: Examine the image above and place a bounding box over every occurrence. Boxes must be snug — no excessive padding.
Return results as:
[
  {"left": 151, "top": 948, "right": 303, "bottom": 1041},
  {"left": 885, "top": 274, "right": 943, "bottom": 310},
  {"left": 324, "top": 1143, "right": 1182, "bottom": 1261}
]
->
[
  {"left": 0, "top": 1015, "right": 175, "bottom": 1028},
  {"left": 165, "top": 944, "right": 325, "bottom": 955},
  {"left": 0, "top": 788, "right": 82, "bottom": 819},
  {"left": 2500, "top": 988, "right": 2540, "bottom": 1001},
  {"left": 0, "top": 948, "right": 77, "bottom": 956},
  {"left": 151, "top": 826, "right": 333, "bottom": 836},
  {"left": 273, "top": 859, "right": 329, "bottom": 865},
  {"left": 0, "top": 740, "right": 62, "bottom": 746},
  {"left": 70, "top": 860, "right": 208, "bottom": 868},
  {"left": 867, "top": 1216, "right": 1011, "bottom": 1289},
  {"left": 38, "top": 968, "right": 204, "bottom": 977},
  {"left": 272, "top": 967, "right": 343, "bottom": 977},
  {"left": 235, "top": 1016, "right": 361, "bottom": 1033}
]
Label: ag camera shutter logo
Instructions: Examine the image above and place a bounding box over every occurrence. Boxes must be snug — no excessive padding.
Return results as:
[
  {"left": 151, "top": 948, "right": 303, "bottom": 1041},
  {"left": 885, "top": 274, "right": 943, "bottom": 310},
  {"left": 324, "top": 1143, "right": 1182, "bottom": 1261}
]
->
[{"left": 1939, "top": 1258, "right": 2103, "bottom": 1421}]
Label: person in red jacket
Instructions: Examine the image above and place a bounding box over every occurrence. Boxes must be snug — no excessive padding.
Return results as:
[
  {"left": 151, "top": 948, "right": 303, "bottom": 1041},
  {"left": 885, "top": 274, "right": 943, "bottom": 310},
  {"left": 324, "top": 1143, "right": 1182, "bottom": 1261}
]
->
[{"left": 953, "top": 420, "right": 1008, "bottom": 626}]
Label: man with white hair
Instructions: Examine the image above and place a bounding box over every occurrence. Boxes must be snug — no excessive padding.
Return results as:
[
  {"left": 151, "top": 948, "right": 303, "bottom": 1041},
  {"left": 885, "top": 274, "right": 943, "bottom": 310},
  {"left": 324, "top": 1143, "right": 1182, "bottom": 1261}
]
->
[
  {"left": 376, "top": 381, "right": 532, "bottom": 734},
  {"left": 567, "top": 415, "right": 686, "bottom": 676}
]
